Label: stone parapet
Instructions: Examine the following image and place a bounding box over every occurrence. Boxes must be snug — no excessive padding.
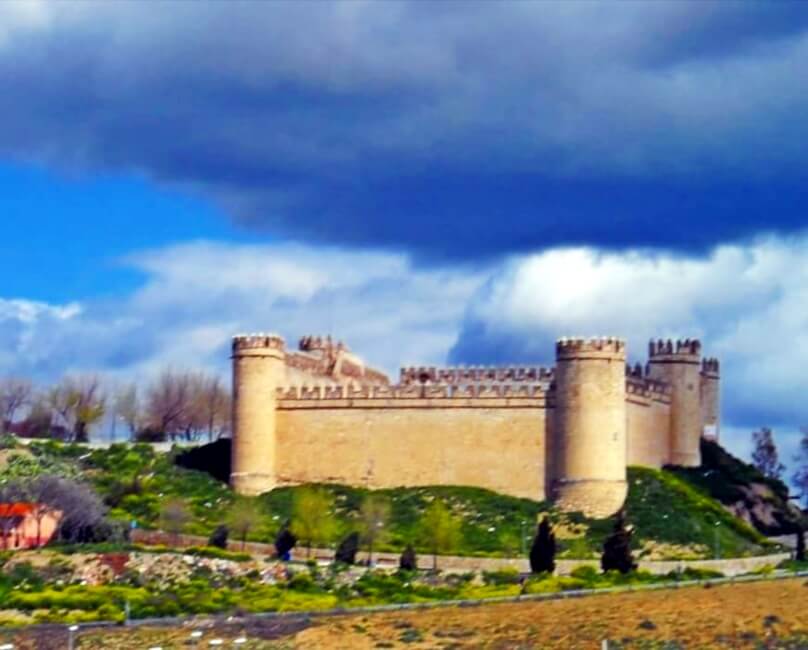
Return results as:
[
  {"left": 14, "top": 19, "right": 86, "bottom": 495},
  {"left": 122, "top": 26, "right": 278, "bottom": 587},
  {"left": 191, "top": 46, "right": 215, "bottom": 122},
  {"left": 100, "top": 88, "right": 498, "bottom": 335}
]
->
[
  {"left": 277, "top": 383, "right": 551, "bottom": 409},
  {"left": 556, "top": 337, "right": 625, "bottom": 361},
  {"left": 232, "top": 333, "right": 286, "bottom": 357},
  {"left": 648, "top": 338, "right": 701, "bottom": 363},
  {"left": 399, "top": 366, "right": 554, "bottom": 385}
]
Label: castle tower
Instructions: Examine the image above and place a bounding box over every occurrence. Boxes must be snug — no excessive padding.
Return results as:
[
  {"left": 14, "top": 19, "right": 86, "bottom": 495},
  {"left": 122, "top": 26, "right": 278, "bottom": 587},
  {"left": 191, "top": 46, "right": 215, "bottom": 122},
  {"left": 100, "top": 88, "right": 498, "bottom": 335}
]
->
[
  {"left": 552, "top": 337, "right": 627, "bottom": 518},
  {"left": 700, "top": 357, "right": 720, "bottom": 441},
  {"left": 231, "top": 333, "right": 286, "bottom": 495},
  {"left": 647, "top": 339, "right": 702, "bottom": 467}
]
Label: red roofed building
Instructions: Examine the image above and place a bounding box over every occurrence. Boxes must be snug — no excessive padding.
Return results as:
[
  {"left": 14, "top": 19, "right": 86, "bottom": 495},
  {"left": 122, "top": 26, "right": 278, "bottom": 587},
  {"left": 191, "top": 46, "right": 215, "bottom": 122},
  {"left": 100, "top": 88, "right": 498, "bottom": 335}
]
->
[{"left": 0, "top": 503, "right": 61, "bottom": 550}]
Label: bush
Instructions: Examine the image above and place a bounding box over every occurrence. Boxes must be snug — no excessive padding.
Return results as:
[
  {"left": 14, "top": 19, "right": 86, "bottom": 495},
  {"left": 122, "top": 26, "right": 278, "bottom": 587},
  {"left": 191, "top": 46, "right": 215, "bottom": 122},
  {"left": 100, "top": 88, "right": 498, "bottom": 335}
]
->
[
  {"left": 275, "top": 523, "right": 297, "bottom": 559},
  {"left": 482, "top": 567, "right": 521, "bottom": 585},
  {"left": 399, "top": 544, "right": 417, "bottom": 571},
  {"left": 335, "top": 532, "right": 360, "bottom": 565},
  {"left": 208, "top": 524, "right": 229, "bottom": 549},
  {"left": 184, "top": 546, "right": 251, "bottom": 562}
]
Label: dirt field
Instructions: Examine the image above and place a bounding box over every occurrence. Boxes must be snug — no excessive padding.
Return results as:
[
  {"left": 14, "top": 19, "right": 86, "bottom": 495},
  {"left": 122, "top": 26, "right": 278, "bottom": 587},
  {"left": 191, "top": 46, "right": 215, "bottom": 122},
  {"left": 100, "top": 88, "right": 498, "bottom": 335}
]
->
[{"left": 3, "top": 578, "right": 808, "bottom": 649}]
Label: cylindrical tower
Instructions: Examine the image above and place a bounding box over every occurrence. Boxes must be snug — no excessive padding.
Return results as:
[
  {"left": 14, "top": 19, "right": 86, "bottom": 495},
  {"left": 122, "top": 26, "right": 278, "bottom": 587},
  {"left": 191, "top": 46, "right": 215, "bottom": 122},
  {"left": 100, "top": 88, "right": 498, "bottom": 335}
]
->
[
  {"left": 552, "top": 337, "right": 627, "bottom": 518},
  {"left": 647, "top": 339, "right": 702, "bottom": 467},
  {"left": 231, "top": 333, "right": 286, "bottom": 495},
  {"left": 700, "top": 357, "right": 720, "bottom": 441}
]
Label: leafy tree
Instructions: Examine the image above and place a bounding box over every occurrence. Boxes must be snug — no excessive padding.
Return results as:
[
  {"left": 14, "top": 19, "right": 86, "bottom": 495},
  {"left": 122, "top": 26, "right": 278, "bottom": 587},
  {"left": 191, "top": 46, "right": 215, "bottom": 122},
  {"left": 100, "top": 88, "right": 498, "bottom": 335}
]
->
[
  {"left": 419, "top": 499, "right": 461, "bottom": 571},
  {"left": 335, "top": 531, "right": 360, "bottom": 565},
  {"left": 208, "top": 524, "right": 229, "bottom": 549},
  {"left": 793, "top": 427, "right": 808, "bottom": 507},
  {"left": 291, "top": 488, "right": 336, "bottom": 558},
  {"left": 359, "top": 496, "right": 389, "bottom": 565},
  {"left": 227, "top": 500, "right": 262, "bottom": 550},
  {"left": 160, "top": 498, "right": 191, "bottom": 546},
  {"left": 751, "top": 427, "right": 785, "bottom": 480},
  {"left": 529, "top": 516, "right": 556, "bottom": 574},
  {"left": 399, "top": 544, "right": 417, "bottom": 571},
  {"left": 601, "top": 510, "right": 637, "bottom": 574}
]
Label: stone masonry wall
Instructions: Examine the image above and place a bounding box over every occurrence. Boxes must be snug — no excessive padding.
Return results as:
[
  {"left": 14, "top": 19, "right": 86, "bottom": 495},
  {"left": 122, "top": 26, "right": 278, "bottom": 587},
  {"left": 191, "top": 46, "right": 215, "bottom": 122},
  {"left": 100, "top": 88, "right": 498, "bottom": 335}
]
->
[
  {"left": 275, "top": 404, "right": 550, "bottom": 500},
  {"left": 626, "top": 397, "right": 671, "bottom": 468}
]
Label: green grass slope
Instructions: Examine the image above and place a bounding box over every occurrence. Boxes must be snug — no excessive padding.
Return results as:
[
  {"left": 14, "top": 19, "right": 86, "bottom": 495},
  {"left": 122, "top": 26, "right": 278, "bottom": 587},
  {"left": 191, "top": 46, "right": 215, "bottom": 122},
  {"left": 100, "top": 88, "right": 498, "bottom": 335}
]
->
[{"left": 10, "top": 439, "right": 779, "bottom": 560}]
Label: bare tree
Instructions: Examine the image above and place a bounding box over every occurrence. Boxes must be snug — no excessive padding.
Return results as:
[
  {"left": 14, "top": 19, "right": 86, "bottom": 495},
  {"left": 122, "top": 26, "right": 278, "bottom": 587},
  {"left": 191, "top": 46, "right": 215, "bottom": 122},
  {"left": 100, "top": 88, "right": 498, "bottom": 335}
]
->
[
  {"left": 0, "top": 378, "right": 33, "bottom": 432},
  {"left": 194, "top": 374, "right": 230, "bottom": 441},
  {"left": 751, "top": 427, "right": 785, "bottom": 480},
  {"left": 114, "top": 382, "right": 141, "bottom": 441},
  {"left": 145, "top": 370, "right": 194, "bottom": 441},
  {"left": 145, "top": 370, "right": 230, "bottom": 441},
  {"left": 47, "top": 375, "right": 106, "bottom": 442}
]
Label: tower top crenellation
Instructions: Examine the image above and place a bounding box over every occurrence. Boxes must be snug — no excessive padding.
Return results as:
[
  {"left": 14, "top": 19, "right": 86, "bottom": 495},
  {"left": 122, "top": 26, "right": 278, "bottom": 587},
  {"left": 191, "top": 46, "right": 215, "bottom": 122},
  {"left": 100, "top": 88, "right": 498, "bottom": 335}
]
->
[
  {"left": 556, "top": 336, "right": 625, "bottom": 360},
  {"left": 232, "top": 333, "right": 286, "bottom": 353},
  {"left": 648, "top": 338, "right": 701, "bottom": 359}
]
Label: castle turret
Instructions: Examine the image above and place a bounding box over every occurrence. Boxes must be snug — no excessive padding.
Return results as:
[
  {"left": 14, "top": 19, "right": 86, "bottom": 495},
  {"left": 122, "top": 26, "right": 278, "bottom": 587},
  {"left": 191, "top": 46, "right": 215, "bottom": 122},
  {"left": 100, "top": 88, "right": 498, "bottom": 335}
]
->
[
  {"left": 552, "top": 337, "right": 627, "bottom": 518},
  {"left": 647, "top": 339, "right": 702, "bottom": 467},
  {"left": 231, "top": 333, "right": 286, "bottom": 495},
  {"left": 700, "top": 357, "right": 720, "bottom": 441}
]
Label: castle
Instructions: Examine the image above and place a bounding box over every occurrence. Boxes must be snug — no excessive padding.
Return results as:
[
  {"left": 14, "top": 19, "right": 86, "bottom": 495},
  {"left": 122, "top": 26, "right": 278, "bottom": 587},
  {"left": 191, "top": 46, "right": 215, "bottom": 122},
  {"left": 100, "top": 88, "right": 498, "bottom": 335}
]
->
[{"left": 230, "top": 334, "right": 720, "bottom": 517}]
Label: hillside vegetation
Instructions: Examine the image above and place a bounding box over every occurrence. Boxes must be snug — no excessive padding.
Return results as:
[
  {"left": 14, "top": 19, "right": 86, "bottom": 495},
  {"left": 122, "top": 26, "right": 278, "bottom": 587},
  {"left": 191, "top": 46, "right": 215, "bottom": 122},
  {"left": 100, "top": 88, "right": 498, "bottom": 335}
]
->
[
  {"left": 669, "top": 438, "right": 807, "bottom": 536},
  {"left": 5, "top": 439, "right": 779, "bottom": 560}
]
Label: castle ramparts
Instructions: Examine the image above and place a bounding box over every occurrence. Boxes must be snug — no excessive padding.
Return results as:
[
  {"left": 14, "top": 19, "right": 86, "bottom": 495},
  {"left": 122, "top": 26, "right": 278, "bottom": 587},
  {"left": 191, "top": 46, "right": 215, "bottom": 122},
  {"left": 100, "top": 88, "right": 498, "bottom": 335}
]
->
[{"left": 231, "top": 334, "right": 720, "bottom": 517}]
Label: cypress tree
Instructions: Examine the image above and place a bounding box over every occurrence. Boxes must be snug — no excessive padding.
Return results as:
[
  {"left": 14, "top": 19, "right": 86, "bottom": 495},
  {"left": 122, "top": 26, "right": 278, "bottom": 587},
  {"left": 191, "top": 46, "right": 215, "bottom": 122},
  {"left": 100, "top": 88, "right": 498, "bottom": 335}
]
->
[
  {"left": 529, "top": 516, "right": 556, "bottom": 574},
  {"left": 796, "top": 526, "right": 806, "bottom": 562},
  {"left": 601, "top": 510, "right": 637, "bottom": 574},
  {"left": 399, "top": 544, "right": 418, "bottom": 571}
]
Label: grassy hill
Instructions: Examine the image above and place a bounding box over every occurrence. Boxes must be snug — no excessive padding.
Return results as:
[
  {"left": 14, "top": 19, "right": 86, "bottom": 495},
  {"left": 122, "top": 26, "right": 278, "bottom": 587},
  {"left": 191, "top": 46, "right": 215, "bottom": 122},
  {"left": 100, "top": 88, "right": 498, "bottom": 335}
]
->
[{"left": 6, "top": 438, "right": 780, "bottom": 560}]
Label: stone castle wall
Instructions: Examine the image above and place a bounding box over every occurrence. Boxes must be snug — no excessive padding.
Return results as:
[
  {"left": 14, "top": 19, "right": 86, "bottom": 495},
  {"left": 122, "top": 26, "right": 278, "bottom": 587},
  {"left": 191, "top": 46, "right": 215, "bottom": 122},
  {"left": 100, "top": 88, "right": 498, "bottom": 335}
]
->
[{"left": 230, "top": 334, "right": 721, "bottom": 517}]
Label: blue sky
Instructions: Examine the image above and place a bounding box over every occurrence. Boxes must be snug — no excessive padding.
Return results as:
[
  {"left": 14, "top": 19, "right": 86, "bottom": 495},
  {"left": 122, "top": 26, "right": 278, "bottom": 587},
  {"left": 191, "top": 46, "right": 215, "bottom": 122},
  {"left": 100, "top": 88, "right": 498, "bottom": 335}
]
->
[
  {"left": 0, "top": 163, "right": 249, "bottom": 302},
  {"left": 1, "top": 1, "right": 808, "bottom": 472}
]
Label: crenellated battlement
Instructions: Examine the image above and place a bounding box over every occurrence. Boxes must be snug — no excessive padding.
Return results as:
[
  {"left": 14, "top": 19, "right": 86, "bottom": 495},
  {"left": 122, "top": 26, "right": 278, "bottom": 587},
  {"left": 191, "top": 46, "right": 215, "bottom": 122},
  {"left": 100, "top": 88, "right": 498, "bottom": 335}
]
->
[
  {"left": 625, "top": 376, "right": 671, "bottom": 403},
  {"left": 232, "top": 333, "right": 286, "bottom": 354},
  {"left": 701, "top": 357, "right": 720, "bottom": 376},
  {"left": 556, "top": 336, "right": 625, "bottom": 360},
  {"left": 298, "top": 335, "right": 348, "bottom": 354},
  {"left": 648, "top": 338, "right": 701, "bottom": 360},
  {"left": 399, "top": 366, "right": 554, "bottom": 385},
  {"left": 276, "top": 382, "right": 548, "bottom": 403}
]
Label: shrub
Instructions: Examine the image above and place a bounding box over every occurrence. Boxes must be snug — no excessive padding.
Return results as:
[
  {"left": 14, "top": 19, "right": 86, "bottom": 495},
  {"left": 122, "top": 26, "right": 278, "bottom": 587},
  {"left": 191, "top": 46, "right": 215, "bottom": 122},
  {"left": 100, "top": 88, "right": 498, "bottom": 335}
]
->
[
  {"left": 275, "top": 523, "right": 297, "bottom": 560},
  {"left": 482, "top": 567, "right": 521, "bottom": 585},
  {"left": 399, "top": 544, "right": 417, "bottom": 571},
  {"left": 335, "top": 532, "right": 360, "bottom": 565},
  {"left": 208, "top": 524, "right": 229, "bottom": 549}
]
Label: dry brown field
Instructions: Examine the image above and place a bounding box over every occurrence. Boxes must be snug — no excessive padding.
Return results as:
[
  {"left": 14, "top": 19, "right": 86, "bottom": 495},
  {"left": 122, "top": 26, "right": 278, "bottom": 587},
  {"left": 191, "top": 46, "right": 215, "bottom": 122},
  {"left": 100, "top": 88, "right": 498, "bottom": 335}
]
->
[{"left": 4, "top": 578, "right": 808, "bottom": 649}]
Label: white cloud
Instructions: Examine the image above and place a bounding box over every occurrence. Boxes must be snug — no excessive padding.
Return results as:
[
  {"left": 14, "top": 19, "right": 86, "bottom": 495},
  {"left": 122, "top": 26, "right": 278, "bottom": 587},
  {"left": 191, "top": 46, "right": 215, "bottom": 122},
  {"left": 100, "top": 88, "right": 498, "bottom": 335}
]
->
[
  {"left": 455, "top": 236, "right": 808, "bottom": 464},
  {"left": 3, "top": 235, "right": 808, "bottom": 470}
]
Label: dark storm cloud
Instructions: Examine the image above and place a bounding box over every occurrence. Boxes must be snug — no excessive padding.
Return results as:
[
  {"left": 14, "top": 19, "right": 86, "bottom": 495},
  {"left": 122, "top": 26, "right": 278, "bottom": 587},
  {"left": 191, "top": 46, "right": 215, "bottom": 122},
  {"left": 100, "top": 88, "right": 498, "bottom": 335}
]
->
[{"left": 1, "top": 1, "right": 808, "bottom": 258}]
